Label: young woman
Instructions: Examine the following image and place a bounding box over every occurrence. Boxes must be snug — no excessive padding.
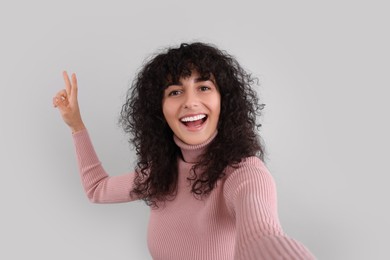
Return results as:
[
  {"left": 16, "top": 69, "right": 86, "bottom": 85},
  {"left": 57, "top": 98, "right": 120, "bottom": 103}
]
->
[{"left": 53, "top": 42, "right": 315, "bottom": 259}]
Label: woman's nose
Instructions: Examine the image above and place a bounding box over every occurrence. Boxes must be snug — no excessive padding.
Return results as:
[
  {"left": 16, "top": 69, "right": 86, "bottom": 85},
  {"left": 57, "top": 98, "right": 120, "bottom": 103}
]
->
[{"left": 183, "top": 91, "right": 199, "bottom": 109}]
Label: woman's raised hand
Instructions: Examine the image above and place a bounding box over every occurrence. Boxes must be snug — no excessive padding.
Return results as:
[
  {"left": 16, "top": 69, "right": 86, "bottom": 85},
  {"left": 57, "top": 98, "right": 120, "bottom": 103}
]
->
[{"left": 53, "top": 71, "right": 86, "bottom": 133}]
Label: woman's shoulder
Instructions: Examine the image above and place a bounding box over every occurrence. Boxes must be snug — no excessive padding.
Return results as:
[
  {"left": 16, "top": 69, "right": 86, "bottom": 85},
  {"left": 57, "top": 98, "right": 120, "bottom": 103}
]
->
[
  {"left": 222, "top": 156, "right": 275, "bottom": 191},
  {"left": 221, "top": 156, "right": 277, "bottom": 214},
  {"left": 224, "top": 156, "right": 270, "bottom": 177}
]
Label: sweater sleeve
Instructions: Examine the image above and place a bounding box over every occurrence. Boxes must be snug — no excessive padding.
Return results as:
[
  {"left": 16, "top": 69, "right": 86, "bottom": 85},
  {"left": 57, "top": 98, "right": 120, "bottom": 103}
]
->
[
  {"left": 72, "top": 129, "right": 139, "bottom": 203},
  {"left": 223, "top": 157, "right": 316, "bottom": 260}
]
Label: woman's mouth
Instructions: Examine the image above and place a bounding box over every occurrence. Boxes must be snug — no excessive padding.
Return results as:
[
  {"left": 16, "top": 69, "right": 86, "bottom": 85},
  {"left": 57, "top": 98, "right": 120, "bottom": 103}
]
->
[{"left": 180, "top": 114, "right": 208, "bottom": 129}]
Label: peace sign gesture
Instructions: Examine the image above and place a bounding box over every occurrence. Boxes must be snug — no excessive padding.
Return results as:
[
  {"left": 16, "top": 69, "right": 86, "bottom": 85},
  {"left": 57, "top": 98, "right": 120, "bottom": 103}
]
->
[{"left": 53, "top": 71, "right": 86, "bottom": 133}]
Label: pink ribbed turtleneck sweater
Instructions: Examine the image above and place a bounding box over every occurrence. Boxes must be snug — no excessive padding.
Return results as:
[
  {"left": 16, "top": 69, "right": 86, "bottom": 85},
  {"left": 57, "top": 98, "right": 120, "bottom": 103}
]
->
[{"left": 72, "top": 129, "right": 315, "bottom": 260}]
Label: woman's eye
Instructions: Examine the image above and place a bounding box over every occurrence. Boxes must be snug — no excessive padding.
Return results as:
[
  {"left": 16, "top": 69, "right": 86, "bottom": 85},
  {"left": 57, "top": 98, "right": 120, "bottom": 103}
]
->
[
  {"left": 168, "top": 90, "right": 181, "bottom": 96},
  {"left": 199, "top": 86, "right": 210, "bottom": 91}
]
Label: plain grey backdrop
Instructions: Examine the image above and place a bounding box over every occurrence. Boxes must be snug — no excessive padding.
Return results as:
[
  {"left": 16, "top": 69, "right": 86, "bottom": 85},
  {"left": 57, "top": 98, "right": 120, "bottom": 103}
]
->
[{"left": 1, "top": 0, "right": 389, "bottom": 259}]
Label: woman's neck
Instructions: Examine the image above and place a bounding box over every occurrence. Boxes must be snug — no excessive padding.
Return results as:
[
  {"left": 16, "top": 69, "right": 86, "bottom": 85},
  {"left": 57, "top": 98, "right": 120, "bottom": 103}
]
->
[{"left": 173, "top": 131, "right": 218, "bottom": 163}]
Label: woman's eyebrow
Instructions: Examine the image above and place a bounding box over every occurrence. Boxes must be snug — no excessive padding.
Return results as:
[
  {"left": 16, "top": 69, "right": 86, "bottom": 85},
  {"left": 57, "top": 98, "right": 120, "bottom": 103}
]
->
[
  {"left": 195, "top": 77, "right": 216, "bottom": 84},
  {"left": 165, "top": 76, "right": 215, "bottom": 88},
  {"left": 165, "top": 82, "right": 181, "bottom": 88},
  {"left": 195, "top": 76, "right": 209, "bottom": 82}
]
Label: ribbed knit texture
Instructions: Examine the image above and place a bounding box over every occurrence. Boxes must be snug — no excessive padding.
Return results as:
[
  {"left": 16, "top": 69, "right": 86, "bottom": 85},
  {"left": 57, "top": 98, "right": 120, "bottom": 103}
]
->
[{"left": 72, "top": 129, "right": 316, "bottom": 260}]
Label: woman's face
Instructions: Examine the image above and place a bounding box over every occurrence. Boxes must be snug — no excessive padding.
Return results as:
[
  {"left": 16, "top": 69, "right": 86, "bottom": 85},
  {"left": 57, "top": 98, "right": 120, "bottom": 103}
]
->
[{"left": 162, "top": 71, "right": 221, "bottom": 145}]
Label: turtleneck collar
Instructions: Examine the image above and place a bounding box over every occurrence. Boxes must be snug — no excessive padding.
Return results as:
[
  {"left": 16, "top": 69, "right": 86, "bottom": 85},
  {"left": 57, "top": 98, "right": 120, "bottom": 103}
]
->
[{"left": 173, "top": 131, "right": 218, "bottom": 163}]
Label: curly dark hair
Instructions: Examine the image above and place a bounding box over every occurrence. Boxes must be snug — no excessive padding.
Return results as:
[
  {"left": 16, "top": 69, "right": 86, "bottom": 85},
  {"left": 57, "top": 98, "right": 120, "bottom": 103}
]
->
[{"left": 119, "top": 42, "right": 266, "bottom": 207}]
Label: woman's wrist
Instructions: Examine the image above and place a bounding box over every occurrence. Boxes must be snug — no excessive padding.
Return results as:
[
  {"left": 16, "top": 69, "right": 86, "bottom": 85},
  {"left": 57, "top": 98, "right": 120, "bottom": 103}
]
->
[{"left": 71, "top": 123, "right": 86, "bottom": 134}]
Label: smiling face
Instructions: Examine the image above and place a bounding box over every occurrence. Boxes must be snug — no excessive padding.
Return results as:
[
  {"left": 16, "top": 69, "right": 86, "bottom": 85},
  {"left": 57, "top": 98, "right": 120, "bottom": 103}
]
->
[{"left": 162, "top": 71, "right": 221, "bottom": 145}]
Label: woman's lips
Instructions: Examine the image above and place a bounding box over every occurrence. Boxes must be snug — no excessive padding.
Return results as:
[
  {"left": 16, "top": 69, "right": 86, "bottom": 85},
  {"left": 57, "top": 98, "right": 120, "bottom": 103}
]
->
[
  {"left": 180, "top": 114, "right": 207, "bottom": 123},
  {"left": 180, "top": 115, "right": 208, "bottom": 130}
]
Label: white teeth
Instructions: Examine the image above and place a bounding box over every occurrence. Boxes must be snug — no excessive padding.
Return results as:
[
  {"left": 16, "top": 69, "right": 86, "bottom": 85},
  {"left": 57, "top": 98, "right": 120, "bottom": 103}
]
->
[{"left": 180, "top": 114, "right": 206, "bottom": 122}]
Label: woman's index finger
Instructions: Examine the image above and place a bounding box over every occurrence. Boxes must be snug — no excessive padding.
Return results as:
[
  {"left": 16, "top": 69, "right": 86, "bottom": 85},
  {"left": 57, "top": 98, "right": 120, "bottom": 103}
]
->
[{"left": 62, "top": 71, "right": 72, "bottom": 96}]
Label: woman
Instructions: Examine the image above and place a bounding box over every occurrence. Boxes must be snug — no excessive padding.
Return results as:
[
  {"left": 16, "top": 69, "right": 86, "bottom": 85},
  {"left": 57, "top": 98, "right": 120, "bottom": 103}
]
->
[{"left": 53, "top": 42, "right": 315, "bottom": 259}]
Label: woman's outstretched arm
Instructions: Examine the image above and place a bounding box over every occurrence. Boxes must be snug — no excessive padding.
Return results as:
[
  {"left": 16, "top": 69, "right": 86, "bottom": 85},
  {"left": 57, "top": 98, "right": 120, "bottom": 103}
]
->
[{"left": 224, "top": 157, "right": 316, "bottom": 260}]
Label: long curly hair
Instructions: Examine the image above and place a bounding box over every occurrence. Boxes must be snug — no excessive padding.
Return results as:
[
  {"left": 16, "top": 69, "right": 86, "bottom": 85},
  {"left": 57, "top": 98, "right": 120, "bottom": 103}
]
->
[{"left": 119, "top": 42, "right": 266, "bottom": 207}]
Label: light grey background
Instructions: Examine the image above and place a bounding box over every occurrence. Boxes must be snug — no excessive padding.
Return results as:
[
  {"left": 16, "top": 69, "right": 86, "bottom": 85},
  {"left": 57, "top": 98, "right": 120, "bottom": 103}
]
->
[{"left": 1, "top": 0, "right": 389, "bottom": 259}]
